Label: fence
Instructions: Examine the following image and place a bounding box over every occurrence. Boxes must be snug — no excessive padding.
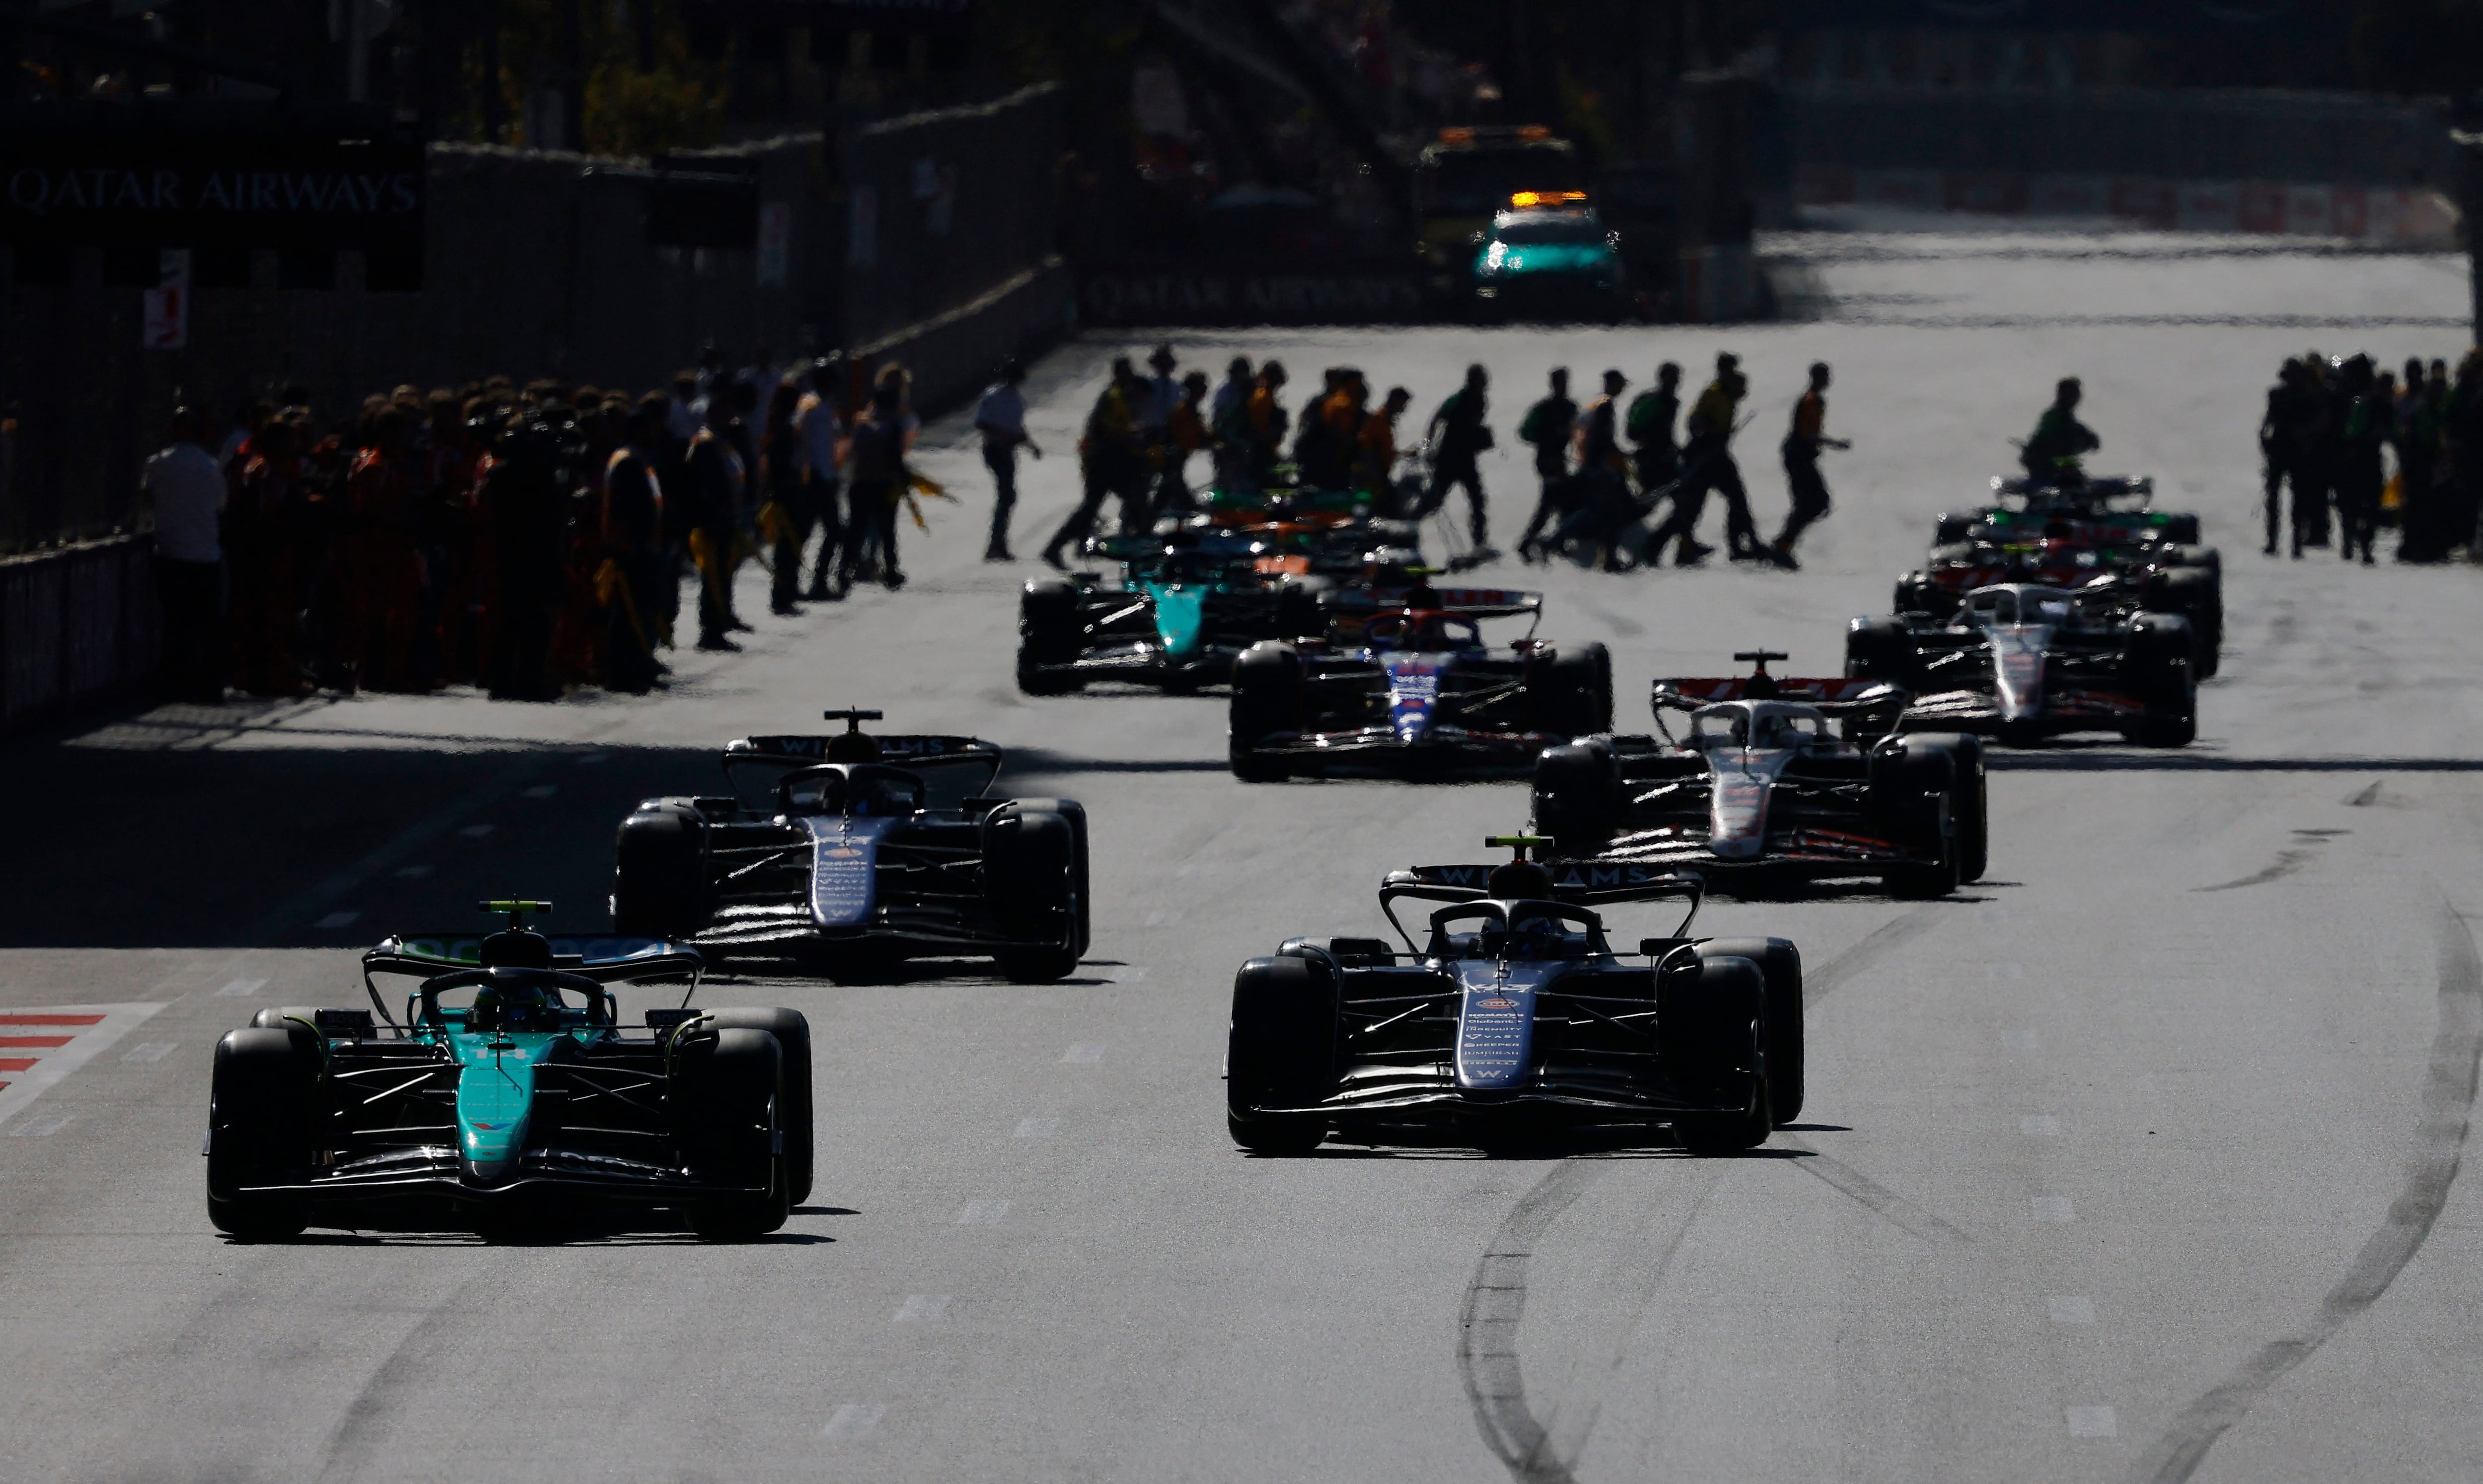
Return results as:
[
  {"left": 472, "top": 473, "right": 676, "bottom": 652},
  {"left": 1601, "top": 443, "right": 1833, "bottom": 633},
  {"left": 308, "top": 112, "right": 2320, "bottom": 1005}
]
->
[{"left": 0, "top": 535, "right": 154, "bottom": 734}]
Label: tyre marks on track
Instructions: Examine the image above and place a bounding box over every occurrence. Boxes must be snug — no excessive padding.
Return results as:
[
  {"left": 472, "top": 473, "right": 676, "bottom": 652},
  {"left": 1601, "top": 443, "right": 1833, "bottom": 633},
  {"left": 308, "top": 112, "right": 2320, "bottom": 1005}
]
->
[
  {"left": 1454, "top": 906, "right": 1945, "bottom": 1482},
  {"left": 1458, "top": 1158, "right": 1725, "bottom": 1484},
  {"left": 2132, "top": 902, "right": 2483, "bottom": 1483},
  {"left": 1459, "top": 1159, "right": 1607, "bottom": 1484}
]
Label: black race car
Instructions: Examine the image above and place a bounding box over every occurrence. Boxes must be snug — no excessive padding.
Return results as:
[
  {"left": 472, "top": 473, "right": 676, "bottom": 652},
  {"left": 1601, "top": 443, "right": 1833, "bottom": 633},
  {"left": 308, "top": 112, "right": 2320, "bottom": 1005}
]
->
[
  {"left": 1849, "top": 583, "right": 2196, "bottom": 747},
  {"left": 1228, "top": 590, "right": 1611, "bottom": 780},
  {"left": 611, "top": 710, "right": 1090, "bottom": 981},
  {"left": 1225, "top": 840, "right": 1800, "bottom": 1155},
  {"left": 1533, "top": 651, "right": 1983, "bottom": 898},
  {"left": 207, "top": 901, "right": 810, "bottom": 1241}
]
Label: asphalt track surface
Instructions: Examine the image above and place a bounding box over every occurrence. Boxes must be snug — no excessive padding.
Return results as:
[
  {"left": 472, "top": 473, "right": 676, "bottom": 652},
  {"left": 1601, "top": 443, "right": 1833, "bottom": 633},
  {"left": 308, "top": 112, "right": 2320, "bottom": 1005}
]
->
[{"left": 6, "top": 229, "right": 2483, "bottom": 1483}]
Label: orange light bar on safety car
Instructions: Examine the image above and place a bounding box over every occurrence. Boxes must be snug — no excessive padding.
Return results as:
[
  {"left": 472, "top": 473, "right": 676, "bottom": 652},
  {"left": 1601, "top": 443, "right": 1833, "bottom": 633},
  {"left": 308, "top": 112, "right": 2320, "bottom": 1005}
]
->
[{"left": 1508, "top": 190, "right": 1589, "bottom": 209}]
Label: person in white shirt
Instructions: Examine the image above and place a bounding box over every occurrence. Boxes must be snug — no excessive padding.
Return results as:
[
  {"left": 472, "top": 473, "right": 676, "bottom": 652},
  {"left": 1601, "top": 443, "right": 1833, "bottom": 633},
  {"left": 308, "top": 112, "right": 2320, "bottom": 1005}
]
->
[
  {"left": 794, "top": 355, "right": 847, "bottom": 599},
  {"left": 974, "top": 358, "right": 1041, "bottom": 562},
  {"left": 142, "top": 407, "right": 227, "bottom": 702}
]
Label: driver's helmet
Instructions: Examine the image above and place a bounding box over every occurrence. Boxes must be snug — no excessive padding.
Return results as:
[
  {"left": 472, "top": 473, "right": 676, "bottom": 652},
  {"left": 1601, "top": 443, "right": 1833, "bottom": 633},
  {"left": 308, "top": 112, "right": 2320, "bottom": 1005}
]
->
[
  {"left": 1751, "top": 711, "right": 1797, "bottom": 749},
  {"left": 467, "top": 977, "right": 558, "bottom": 1032}
]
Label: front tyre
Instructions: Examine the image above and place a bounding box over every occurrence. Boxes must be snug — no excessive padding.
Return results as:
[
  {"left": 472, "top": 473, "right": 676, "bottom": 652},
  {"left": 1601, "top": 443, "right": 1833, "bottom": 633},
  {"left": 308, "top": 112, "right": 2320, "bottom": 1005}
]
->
[{"left": 1227, "top": 956, "right": 1337, "bottom": 1154}]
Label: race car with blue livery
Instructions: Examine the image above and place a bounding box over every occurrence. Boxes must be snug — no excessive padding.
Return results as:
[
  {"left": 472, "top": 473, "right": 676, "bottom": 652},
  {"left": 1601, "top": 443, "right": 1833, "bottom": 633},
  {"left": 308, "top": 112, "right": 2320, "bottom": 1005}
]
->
[
  {"left": 1849, "top": 583, "right": 2197, "bottom": 748},
  {"left": 611, "top": 710, "right": 1089, "bottom": 981},
  {"left": 1225, "top": 839, "right": 1800, "bottom": 1155},
  {"left": 1227, "top": 587, "right": 1610, "bottom": 780},
  {"left": 1533, "top": 651, "right": 1982, "bottom": 899},
  {"left": 206, "top": 901, "right": 811, "bottom": 1242}
]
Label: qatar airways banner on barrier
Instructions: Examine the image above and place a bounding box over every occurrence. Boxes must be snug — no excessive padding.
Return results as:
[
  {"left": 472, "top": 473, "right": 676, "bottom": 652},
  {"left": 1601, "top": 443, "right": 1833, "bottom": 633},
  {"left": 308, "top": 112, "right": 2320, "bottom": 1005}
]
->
[
  {"left": 1, "top": 135, "right": 425, "bottom": 250},
  {"left": 1796, "top": 165, "right": 2459, "bottom": 245}
]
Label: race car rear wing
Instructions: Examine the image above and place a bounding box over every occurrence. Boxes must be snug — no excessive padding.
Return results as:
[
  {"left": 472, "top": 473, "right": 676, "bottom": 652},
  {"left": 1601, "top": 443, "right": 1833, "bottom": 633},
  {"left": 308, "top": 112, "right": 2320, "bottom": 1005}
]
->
[
  {"left": 1386, "top": 861, "right": 1705, "bottom": 907},
  {"left": 1653, "top": 676, "right": 1908, "bottom": 715},
  {"left": 726, "top": 734, "right": 1003, "bottom": 769},
  {"left": 1333, "top": 585, "right": 1541, "bottom": 618},
  {"left": 359, "top": 934, "right": 706, "bottom": 1032}
]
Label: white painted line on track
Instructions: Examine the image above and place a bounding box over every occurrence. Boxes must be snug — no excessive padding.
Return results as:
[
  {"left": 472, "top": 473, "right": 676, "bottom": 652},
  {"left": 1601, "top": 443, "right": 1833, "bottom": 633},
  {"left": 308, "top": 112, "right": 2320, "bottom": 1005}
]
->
[
  {"left": 2002, "top": 1029, "right": 2040, "bottom": 1052},
  {"left": 314, "top": 911, "right": 362, "bottom": 929},
  {"left": 1062, "top": 1043, "right": 1103, "bottom": 1063},
  {"left": 2049, "top": 1296, "right": 2097, "bottom": 1324},
  {"left": 11, "top": 1115, "right": 72, "bottom": 1137},
  {"left": 522, "top": 784, "right": 559, "bottom": 799},
  {"left": 121, "top": 1043, "right": 176, "bottom": 1063},
  {"left": 457, "top": 824, "right": 496, "bottom": 839},
  {"left": 2066, "top": 1406, "right": 2118, "bottom": 1438},
  {"left": 821, "top": 1403, "right": 884, "bottom": 1439},
  {"left": 955, "top": 1200, "right": 1010, "bottom": 1224},
  {"left": 215, "top": 978, "right": 269, "bottom": 997},
  {"left": 1014, "top": 1117, "right": 1059, "bottom": 1138},
  {"left": 2032, "top": 1197, "right": 2076, "bottom": 1223},
  {"left": 893, "top": 1294, "right": 949, "bottom": 1323},
  {"left": 2021, "top": 1115, "right": 2061, "bottom": 1136}
]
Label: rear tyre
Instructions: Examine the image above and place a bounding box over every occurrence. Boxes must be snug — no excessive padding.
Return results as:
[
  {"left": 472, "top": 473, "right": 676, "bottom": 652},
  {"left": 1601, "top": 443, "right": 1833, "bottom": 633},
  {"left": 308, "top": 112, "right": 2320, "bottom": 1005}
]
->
[
  {"left": 1698, "top": 939, "right": 1803, "bottom": 1126},
  {"left": 1912, "top": 732, "right": 1986, "bottom": 884},
  {"left": 983, "top": 805, "right": 1083, "bottom": 982},
  {"left": 2143, "top": 567, "right": 2222, "bottom": 680},
  {"left": 704, "top": 1009, "right": 814, "bottom": 1207},
  {"left": 613, "top": 806, "right": 708, "bottom": 937},
  {"left": 1017, "top": 580, "right": 1085, "bottom": 695},
  {"left": 1660, "top": 958, "right": 1772, "bottom": 1154},
  {"left": 1534, "top": 740, "right": 1620, "bottom": 858},
  {"left": 1273, "top": 578, "right": 1332, "bottom": 641},
  {"left": 1230, "top": 641, "right": 1302, "bottom": 782},
  {"left": 1226, "top": 956, "right": 1337, "bottom": 1154},
  {"left": 1871, "top": 740, "right": 1959, "bottom": 899},
  {"left": 1529, "top": 642, "right": 1613, "bottom": 738},
  {"left": 675, "top": 1027, "right": 790, "bottom": 1241},
  {"left": 2119, "top": 614, "right": 2197, "bottom": 748},
  {"left": 205, "top": 1028, "right": 316, "bottom": 1241},
  {"left": 1846, "top": 616, "right": 1921, "bottom": 687}
]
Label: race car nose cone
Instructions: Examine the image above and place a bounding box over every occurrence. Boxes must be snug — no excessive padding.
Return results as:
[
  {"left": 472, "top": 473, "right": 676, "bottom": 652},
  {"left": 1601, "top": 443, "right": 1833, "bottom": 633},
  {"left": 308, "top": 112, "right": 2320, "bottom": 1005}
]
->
[{"left": 461, "top": 1154, "right": 520, "bottom": 1187}]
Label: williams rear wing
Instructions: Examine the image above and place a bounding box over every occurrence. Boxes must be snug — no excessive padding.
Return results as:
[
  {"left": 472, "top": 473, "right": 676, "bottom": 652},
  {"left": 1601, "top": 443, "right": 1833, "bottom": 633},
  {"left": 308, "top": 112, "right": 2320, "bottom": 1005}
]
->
[
  {"left": 727, "top": 734, "right": 1003, "bottom": 769},
  {"left": 1653, "top": 676, "right": 1908, "bottom": 717},
  {"left": 1386, "top": 861, "right": 1704, "bottom": 906}
]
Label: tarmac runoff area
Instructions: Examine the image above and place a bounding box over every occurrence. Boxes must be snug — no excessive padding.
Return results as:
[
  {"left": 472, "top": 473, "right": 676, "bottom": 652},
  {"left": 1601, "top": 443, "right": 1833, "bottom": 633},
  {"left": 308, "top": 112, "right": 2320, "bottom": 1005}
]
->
[{"left": 5, "top": 229, "right": 2483, "bottom": 1482}]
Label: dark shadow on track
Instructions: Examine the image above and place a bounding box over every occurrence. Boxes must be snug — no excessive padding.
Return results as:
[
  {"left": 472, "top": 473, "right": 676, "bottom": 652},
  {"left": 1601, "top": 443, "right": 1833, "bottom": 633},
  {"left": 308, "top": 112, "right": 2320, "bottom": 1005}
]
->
[{"left": 1990, "top": 752, "right": 2483, "bottom": 773}]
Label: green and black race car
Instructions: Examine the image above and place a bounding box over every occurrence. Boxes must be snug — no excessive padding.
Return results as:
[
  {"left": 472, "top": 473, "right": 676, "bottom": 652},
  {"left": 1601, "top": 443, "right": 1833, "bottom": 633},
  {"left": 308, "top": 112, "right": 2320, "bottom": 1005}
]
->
[{"left": 206, "top": 902, "right": 811, "bottom": 1243}]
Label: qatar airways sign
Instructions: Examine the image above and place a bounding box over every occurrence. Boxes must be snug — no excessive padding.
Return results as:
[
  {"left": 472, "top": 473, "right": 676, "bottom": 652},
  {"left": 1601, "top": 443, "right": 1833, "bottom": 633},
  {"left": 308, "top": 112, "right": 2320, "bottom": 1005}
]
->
[{"left": 1, "top": 137, "right": 424, "bottom": 249}]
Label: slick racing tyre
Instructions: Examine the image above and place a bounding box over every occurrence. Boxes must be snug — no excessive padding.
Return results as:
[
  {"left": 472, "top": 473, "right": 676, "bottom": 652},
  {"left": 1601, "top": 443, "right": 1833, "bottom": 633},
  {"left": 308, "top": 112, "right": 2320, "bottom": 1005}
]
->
[
  {"left": 1529, "top": 642, "right": 1614, "bottom": 738},
  {"left": 1698, "top": 939, "right": 1804, "bottom": 1126},
  {"left": 1273, "top": 577, "right": 1332, "bottom": 641},
  {"left": 206, "top": 1028, "right": 316, "bottom": 1241},
  {"left": 673, "top": 1026, "right": 791, "bottom": 1241},
  {"left": 2119, "top": 614, "right": 2197, "bottom": 748},
  {"left": 1846, "top": 616, "right": 1922, "bottom": 688},
  {"left": 1230, "top": 641, "right": 1302, "bottom": 782},
  {"left": 1870, "top": 740, "right": 1959, "bottom": 899},
  {"left": 983, "top": 802, "right": 1085, "bottom": 982},
  {"left": 704, "top": 1009, "right": 814, "bottom": 1207},
  {"left": 1017, "top": 579, "right": 1085, "bottom": 695},
  {"left": 2142, "top": 566, "right": 2221, "bottom": 679},
  {"left": 1909, "top": 731, "right": 1987, "bottom": 884},
  {"left": 1893, "top": 573, "right": 1957, "bottom": 624},
  {"left": 2160, "top": 513, "right": 2203, "bottom": 546},
  {"left": 1227, "top": 956, "right": 1338, "bottom": 1155},
  {"left": 613, "top": 805, "right": 708, "bottom": 937},
  {"left": 1534, "top": 741, "right": 1620, "bottom": 858},
  {"left": 1659, "top": 957, "right": 1772, "bottom": 1154}
]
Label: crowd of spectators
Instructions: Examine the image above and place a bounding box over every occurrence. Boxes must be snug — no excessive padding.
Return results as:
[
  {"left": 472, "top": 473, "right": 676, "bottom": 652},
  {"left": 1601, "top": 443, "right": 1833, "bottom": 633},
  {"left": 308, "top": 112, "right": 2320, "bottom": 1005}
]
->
[{"left": 138, "top": 353, "right": 915, "bottom": 706}]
